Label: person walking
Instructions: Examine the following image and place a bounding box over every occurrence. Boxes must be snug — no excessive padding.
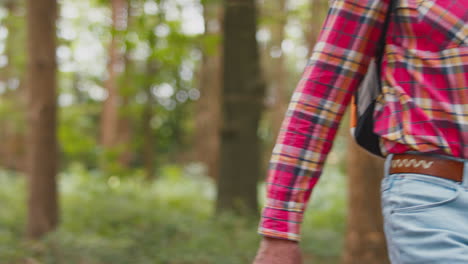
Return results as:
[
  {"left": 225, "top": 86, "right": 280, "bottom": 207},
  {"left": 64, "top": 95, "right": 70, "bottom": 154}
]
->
[{"left": 253, "top": 0, "right": 468, "bottom": 263}]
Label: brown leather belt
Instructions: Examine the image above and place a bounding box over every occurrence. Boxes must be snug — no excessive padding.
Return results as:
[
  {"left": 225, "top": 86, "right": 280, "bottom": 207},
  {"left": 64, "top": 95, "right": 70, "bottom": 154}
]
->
[{"left": 389, "top": 154, "right": 464, "bottom": 182}]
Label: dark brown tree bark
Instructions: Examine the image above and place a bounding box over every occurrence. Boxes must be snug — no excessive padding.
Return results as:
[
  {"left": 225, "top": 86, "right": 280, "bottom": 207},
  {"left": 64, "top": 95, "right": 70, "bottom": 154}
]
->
[
  {"left": 216, "top": 0, "right": 265, "bottom": 215},
  {"left": 342, "top": 135, "right": 389, "bottom": 264},
  {"left": 194, "top": 1, "right": 222, "bottom": 180},
  {"left": 25, "top": 0, "right": 59, "bottom": 239}
]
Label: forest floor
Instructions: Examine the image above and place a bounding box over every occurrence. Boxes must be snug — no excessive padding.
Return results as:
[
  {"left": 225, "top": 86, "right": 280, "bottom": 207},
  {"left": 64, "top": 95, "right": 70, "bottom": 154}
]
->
[{"left": 0, "top": 164, "right": 345, "bottom": 264}]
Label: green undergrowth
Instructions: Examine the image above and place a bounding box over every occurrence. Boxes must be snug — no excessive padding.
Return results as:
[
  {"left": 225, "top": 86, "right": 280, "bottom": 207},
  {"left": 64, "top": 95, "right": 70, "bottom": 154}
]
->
[{"left": 0, "top": 163, "right": 345, "bottom": 264}]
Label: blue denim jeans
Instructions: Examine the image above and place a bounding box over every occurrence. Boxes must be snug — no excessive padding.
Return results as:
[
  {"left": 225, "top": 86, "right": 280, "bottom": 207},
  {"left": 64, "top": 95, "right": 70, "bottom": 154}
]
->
[{"left": 381, "top": 154, "right": 468, "bottom": 264}]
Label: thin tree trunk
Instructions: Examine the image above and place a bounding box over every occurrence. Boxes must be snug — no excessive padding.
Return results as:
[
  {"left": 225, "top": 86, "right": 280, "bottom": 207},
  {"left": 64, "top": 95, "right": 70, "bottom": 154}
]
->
[
  {"left": 101, "top": 0, "right": 133, "bottom": 169},
  {"left": 216, "top": 0, "right": 265, "bottom": 215},
  {"left": 265, "top": 0, "right": 288, "bottom": 145},
  {"left": 101, "top": 0, "right": 127, "bottom": 147},
  {"left": 260, "top": 0, "right": 288, "bottom": 180},
  {"left": 342, "top": 136, "right": 389, "bottom": 264},
  {"left": 25, "top": 0, "right": 58, "bottom": 239},
  {"left": 194, "top": 1, "right": 222, "bottom": 180}
]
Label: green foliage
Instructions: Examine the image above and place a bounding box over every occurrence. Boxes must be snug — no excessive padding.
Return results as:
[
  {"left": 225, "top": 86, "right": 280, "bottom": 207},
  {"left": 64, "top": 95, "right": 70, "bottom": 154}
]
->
[
  {"left": 0, "top": 1, "right": 27, "bottom": 77},
  {"left": 42, "top": 0, "right": 206, "bottom": 170},
  {"left": 302, "top": 163, "right": 347, "bottom": 258},
  {"left": 0, "top": 0, "right": 330, "bottom": 174},
  {"left": 0, "top": 0, "right": 347, "bottom": 262},
  {"left": 0, "top": 170, "right": 26, "bottom": 260},
  {"left": 58, "top": 104, "right": 101, "bottom": 169},
  {"left": 0, "top": 164, "right": 345, "bottom": 263}
]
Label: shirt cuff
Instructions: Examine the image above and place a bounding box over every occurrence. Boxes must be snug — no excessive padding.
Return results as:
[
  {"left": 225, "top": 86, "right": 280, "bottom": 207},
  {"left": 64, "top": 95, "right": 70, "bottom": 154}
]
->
[{"left": 258, "top": 205, "right": 304, "bottom": 242}]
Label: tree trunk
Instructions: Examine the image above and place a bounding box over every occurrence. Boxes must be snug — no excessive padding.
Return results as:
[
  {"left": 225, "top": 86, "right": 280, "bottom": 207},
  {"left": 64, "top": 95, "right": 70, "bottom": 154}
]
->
[
  {"left": 101, "top": 0, "right": 126, "bottom": 144},
  {"left": 342, "top": 136, "right": 389, "bottom": 264},
  {"left": 194, "top": 1, "right": 222, "bottom": 180},
  {"left": 25, "top": 0, "right": 59, "bottom": 239},
  {"left": 100, "top": 0, "right": 133, "bottom": 169},
  {"left": 264, "top": 0, "right": 288, "bottom": 136},
  {"left": 264, "top": 0, "right": 288, "bottom": 148},
  {"left": 216, "top": 0, "right": 265, "bottom": 215},
  {"left": 259, "top": 0, "right": 288, "bottom": 180}
]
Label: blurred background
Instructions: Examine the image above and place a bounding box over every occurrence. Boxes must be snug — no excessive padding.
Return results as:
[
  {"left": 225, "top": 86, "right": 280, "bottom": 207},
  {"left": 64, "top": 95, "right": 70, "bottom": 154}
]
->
[{"left": 0, "top": 0, "right": 389, "bottom": 263}]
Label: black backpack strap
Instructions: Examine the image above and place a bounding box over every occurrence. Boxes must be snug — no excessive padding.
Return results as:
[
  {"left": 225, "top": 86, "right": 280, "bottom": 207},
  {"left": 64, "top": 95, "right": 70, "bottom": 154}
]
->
[
  {"left": 376, "top": 0, "right": 396, "bottom": 92},
  {"left": 352, "top": 0, "right": 397, "bottom": 157}
]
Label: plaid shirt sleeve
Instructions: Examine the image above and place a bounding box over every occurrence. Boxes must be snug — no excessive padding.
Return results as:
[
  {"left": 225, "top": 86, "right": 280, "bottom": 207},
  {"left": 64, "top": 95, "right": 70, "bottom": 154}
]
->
[{"left": 259, "top": 0, "right": 391, "bottom": 241}]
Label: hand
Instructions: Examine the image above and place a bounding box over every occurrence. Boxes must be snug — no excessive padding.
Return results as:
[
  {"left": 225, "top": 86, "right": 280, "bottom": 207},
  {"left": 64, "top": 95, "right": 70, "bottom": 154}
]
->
[{"left": 253, "top": 237, "right": 302, "bottom": 264}]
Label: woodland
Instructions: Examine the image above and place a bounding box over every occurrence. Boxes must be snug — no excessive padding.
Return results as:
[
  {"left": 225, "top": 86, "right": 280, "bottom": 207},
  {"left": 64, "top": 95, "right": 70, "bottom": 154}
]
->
[{"left": 0, "top": 0, "right": 389, "bottom": 263}]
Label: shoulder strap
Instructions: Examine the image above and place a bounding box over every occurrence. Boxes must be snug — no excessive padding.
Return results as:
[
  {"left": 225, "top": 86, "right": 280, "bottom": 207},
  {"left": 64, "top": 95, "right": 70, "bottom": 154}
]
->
[{"left": 376, "top": 0, "right": 396, "bottom": 92}]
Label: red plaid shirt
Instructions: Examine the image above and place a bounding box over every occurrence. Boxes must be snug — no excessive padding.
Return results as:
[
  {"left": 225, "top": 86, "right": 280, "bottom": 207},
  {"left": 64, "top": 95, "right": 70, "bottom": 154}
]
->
[{"left": 259, "top": 0, "right": 468, "bottom": 241}]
